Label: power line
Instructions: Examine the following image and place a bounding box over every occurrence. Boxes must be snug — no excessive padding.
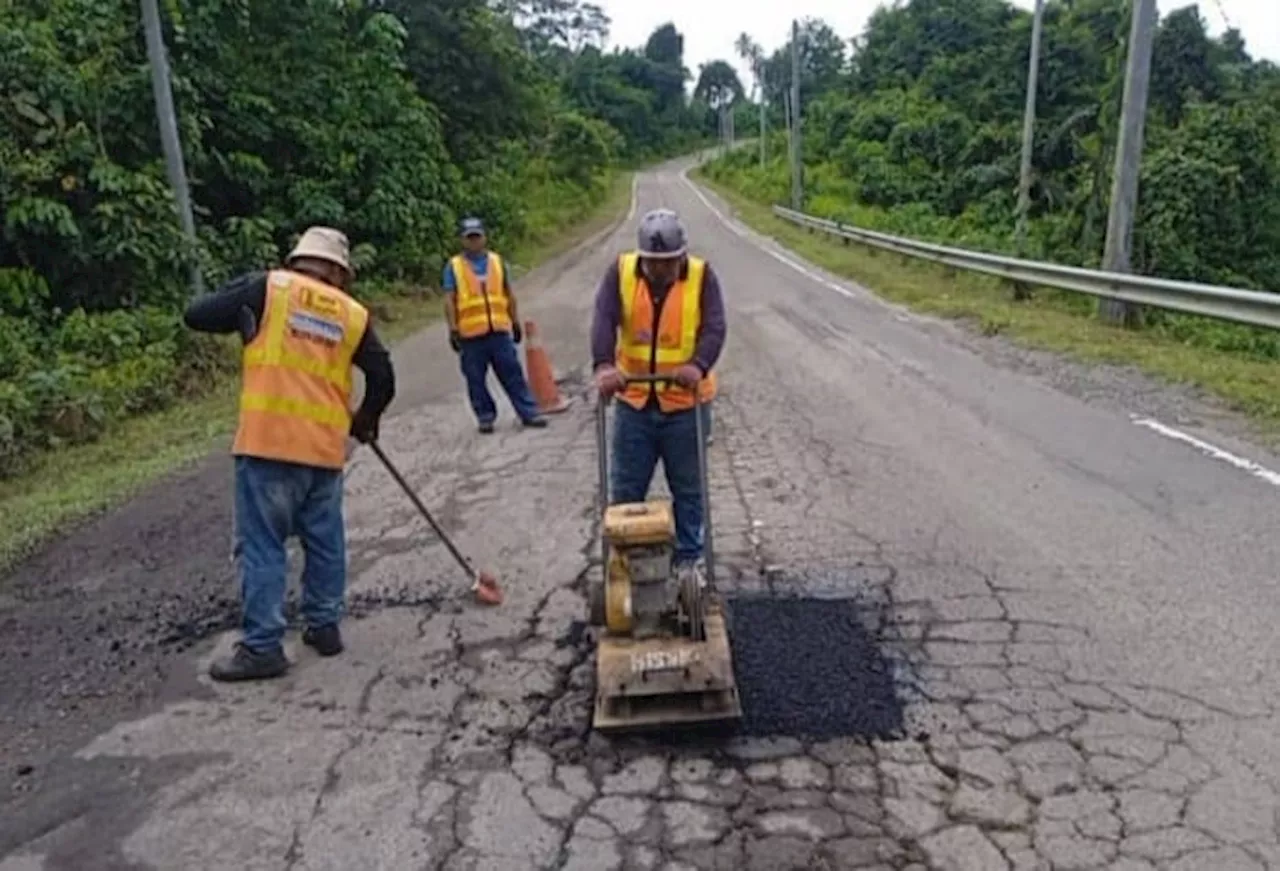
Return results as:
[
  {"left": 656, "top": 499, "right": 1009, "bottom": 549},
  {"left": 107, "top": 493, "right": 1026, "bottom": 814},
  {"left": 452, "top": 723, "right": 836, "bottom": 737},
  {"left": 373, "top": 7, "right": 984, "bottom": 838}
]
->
[{"left": 1208, "top": 0, "right": 1233, "bottom": 31}]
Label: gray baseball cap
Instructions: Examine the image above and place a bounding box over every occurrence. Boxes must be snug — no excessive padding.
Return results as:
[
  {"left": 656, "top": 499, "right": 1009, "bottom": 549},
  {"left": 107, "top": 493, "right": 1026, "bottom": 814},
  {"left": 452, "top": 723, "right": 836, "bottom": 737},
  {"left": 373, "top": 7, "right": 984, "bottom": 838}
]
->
[{"left": 459, "top": 217, "right": 485, "bottom": 237}]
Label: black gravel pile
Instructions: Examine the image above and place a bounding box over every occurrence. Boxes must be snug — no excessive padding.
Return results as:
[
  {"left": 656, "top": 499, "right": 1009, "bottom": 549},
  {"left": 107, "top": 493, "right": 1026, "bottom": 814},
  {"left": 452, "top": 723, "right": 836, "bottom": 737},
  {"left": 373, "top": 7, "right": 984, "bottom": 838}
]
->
[{"left": 726, "top": 595, "right": 905, "bottom": 741}]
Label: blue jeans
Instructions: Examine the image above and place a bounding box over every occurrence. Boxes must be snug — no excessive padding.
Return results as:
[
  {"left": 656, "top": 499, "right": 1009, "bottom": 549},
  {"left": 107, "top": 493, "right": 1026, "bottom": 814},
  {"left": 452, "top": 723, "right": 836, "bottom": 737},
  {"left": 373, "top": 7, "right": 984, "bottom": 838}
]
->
[
  {"left": 459, "top": 332, "right": 540, "bottom": 424},
  {"left": 233, "top": 456, "right": 346, "bottom": 652},
  {"left": 610, "top": 401, "right": 709, "bottom": 563}
]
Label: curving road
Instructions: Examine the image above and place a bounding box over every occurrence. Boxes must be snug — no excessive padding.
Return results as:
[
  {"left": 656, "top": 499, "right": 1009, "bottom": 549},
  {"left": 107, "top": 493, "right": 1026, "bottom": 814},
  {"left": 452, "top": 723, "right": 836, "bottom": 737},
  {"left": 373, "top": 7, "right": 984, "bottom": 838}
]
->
[{"left": 3, "top": 156, "right": 1280, "bottom": 870}]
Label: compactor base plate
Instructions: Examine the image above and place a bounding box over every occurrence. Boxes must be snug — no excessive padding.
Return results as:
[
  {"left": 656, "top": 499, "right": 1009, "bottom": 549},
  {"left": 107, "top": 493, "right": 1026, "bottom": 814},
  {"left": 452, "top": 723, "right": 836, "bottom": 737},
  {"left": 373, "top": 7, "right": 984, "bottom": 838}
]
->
[{"left": 592, "top": 606, "right": 742, "bottom": 732}]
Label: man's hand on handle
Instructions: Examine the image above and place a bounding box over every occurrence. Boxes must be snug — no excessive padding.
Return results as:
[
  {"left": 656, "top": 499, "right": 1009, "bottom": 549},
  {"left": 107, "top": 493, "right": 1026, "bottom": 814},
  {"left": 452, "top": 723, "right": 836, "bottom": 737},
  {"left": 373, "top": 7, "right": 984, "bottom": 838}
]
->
[
  {"left": 350, "top": 409, "right": 380, "bottom": 445},
  {"left": 594, "top": 365, "right": 625, "bottom": 398},
  {"left": 672, "top": 364, "right": 702, "bottom": 388}
]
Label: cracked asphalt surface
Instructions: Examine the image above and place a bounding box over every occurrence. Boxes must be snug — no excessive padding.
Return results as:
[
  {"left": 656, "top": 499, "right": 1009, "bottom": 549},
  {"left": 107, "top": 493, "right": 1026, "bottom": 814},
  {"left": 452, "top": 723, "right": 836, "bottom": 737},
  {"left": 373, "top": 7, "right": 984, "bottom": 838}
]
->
[{"left": 4, "top": 156, "right": 1280, "bottom": 870}]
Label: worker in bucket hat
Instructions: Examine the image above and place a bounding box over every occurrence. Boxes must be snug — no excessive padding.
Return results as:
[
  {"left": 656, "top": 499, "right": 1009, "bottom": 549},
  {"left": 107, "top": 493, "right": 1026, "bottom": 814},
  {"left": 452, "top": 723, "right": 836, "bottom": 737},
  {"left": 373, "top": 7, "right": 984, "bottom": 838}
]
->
[{"left": 183, "top": 226, "right": 396, "bottom": 681}]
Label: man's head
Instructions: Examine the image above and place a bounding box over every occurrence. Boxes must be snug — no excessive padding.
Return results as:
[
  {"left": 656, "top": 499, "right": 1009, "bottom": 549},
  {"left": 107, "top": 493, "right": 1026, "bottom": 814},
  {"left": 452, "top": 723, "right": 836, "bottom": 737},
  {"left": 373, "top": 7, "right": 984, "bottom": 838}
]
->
[
  {"left": 286, "top": 226, "right": 353, "bottom": 290},
  {"left": 460, "top": 216, "right": 487, "bottom": 254},
  {"left": 636, "top": 209, "right": 687, "bottom": 287}
]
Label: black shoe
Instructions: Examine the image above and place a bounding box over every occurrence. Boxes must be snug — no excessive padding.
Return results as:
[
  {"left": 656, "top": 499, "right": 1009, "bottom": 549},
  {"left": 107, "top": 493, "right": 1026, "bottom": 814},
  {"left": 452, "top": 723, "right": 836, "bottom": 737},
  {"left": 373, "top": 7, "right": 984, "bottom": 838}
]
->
[
  {"left": 209, "top": 643, "right": 289, "bottom": 682},
  {"left": 521, "top": 416, "right": 548, "bottom": 429},
  {"left": 478, "top": 421, "right": 495, "bottom": 434},
  {"left": 302, "top": 624, "right": 344, "bottom": 657}
]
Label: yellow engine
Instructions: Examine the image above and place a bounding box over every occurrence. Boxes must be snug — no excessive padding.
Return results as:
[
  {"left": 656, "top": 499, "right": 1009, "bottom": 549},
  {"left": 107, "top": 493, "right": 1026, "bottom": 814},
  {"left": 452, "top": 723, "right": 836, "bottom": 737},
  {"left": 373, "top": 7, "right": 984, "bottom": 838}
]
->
[{"left": 602, "top": 501, "right": 676, "bottom": 638}]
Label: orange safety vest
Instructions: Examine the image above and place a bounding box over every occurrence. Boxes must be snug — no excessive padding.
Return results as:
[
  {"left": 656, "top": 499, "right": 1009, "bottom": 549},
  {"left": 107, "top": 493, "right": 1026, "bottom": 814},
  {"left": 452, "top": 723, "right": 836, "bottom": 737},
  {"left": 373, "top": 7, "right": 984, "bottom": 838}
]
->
[
  {"left": 451, "top": 252, "right": 512, "bottom": 338},
  {"left": 232, "top": 269, "right": 369, "bottom": 470},
  {"left": 615, "top": 251, "right": 717, "bottom": 413}
]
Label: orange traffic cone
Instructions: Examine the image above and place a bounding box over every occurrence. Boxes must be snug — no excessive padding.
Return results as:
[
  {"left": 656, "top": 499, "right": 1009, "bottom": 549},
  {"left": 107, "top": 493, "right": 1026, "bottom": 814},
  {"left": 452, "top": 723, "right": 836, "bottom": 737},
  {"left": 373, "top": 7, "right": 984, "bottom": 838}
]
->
[{"left": 523, "top": 319, "right": 572, "bottom": 414}]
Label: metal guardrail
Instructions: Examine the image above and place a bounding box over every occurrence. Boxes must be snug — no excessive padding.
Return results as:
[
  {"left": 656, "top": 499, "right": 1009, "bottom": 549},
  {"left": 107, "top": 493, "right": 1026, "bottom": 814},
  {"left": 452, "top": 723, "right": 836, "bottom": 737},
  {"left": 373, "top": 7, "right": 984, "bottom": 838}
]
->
[{"left": 771, "top": 204, "right": 1280, "bottom": 330}]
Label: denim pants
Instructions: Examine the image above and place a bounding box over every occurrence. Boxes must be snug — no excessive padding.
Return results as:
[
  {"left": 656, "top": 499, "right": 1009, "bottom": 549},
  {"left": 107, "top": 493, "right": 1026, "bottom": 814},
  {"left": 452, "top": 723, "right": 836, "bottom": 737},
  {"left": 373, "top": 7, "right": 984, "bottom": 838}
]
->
[
  {"left": 459, "top": 332, "right": 540, "bottom": 424},
  {"left": 609, "top": 401, "right": 710, "bottom": 563},
  {"left": 233, "top": 456, "right": 346, "bottom": 652}
]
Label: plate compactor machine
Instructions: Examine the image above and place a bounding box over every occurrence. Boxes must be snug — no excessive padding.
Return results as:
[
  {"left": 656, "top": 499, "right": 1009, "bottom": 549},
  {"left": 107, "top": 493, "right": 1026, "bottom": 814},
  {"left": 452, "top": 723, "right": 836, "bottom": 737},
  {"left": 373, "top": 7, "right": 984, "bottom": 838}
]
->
[{"left": 587, "top": 375, "right": 742, "bottom": 732}]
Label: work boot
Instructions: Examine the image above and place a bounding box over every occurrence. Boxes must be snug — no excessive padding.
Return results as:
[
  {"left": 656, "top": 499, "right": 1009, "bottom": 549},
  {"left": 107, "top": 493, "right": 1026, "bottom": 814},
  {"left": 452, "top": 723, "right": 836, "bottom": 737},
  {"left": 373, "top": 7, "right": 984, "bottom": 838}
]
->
[
  {"left": 209, "top": 643, "right": 289, "bottom": 682},
  {"left": 478, "top": 421, "right": 495, "bottom": 434},
  {"left": 302, "top": 624, "right": 344, "bottom": 657},
  {"left": 521, "top": 416, "right": 548, "bottom": 429}
]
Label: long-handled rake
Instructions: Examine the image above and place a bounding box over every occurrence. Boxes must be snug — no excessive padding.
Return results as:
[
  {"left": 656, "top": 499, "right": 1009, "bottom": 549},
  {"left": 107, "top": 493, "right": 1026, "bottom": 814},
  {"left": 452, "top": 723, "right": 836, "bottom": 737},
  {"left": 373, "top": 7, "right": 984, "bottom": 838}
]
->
[{"left": 368, "top": 441, "right": 503, "bottom": 606}]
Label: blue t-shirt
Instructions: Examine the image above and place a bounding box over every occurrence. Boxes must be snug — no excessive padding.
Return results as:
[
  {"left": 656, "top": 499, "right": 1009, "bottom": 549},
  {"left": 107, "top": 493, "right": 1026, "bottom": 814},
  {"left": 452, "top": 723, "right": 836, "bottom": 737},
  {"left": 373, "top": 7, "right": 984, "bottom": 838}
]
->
[{"left": 443, "top": 251, "right": 507, "bottom": 292}]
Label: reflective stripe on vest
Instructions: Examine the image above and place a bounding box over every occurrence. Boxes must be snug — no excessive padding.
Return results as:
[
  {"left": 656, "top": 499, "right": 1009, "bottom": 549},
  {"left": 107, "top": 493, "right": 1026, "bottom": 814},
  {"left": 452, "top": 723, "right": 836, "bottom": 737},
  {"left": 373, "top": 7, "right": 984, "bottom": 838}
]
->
[
  {"left": 615, "top": 252, "right": 716, "bottom": 413},
  {"left": 452, "top": 253, "right": 512, "bottom": 338},
  {"left": 232, "top": 270, "right": 369, "bottom": 469}
]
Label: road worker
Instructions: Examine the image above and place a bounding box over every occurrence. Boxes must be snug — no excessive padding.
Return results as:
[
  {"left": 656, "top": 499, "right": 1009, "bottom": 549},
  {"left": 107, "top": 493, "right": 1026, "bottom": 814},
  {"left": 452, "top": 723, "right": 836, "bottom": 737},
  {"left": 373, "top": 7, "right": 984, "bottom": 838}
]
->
[
  {"left": 590, "top": 208, "right": 726, "bottom": 584},
  {"left": 443, "top": 217, "right": 547, "bottom": 434},
  {"left": 183, "top": 226, "right": 396, "bottom": 682}
]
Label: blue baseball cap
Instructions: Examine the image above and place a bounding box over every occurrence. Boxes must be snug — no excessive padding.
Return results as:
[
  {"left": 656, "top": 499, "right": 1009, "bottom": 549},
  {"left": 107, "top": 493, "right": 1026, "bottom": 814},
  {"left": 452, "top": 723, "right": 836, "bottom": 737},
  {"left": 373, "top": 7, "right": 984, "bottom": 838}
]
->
[{"left": 459, "top": 217, "right": 485, "bottom": 237}]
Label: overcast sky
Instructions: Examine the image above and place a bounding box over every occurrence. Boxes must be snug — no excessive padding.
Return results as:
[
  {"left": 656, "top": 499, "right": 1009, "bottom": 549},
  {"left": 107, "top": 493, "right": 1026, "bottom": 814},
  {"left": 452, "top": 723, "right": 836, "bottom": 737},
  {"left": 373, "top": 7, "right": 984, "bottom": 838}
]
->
[{"left": 597, "top": 0, "right": 1280, "bottom": 92}]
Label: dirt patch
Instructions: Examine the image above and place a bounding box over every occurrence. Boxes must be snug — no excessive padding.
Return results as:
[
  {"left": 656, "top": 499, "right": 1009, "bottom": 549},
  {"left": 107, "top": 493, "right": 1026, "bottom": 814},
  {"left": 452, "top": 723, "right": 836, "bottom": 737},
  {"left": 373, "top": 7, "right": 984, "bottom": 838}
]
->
[{"left": 0, "top": 455, "right": 236, "bottom": 789}]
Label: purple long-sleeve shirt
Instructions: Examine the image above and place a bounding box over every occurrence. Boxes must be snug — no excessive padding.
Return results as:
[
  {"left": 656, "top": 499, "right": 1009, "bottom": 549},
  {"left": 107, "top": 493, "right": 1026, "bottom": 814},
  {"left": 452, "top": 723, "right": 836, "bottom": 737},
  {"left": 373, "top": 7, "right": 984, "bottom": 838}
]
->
[{"left": 590, "top": 256, "right": 727, "bottom": 374}]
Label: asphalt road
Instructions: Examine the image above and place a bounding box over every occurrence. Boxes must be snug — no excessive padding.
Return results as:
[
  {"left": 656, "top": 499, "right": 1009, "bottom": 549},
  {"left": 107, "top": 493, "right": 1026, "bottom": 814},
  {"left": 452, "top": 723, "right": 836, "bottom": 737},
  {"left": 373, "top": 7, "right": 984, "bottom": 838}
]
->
[{"left": 3, "top": 156, "right": 1280, "bottom": 870}]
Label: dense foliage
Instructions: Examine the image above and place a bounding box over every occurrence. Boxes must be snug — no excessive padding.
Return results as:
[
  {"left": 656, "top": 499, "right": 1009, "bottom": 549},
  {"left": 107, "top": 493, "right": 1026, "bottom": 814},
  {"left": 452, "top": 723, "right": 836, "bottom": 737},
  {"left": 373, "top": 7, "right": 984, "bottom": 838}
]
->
[
  {"left": 0, "top": 0, "right": 721, "bottom": 476},
  {"left": 706, "top": 1, "right": 1280, "bottom": 348}
]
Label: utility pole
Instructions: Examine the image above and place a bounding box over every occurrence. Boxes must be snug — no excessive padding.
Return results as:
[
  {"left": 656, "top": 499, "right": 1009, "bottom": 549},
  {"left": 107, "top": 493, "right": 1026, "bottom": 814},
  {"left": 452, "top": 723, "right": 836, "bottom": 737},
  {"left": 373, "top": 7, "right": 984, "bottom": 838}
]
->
[
  {"left": 752, "top": 92, "right": 762, "bottom": 170},
  {"left": 1098, "top": 0, "right": 1157, "bottom": 328},
  {"left": 1014, "top": 0, "right": 1044, "bottom": 259},
  {"left": 140, "top": 0, "right": 203, "bottom": 295},
  {"left": 790, "top": 19, "right": 803, "bottom": 211}
]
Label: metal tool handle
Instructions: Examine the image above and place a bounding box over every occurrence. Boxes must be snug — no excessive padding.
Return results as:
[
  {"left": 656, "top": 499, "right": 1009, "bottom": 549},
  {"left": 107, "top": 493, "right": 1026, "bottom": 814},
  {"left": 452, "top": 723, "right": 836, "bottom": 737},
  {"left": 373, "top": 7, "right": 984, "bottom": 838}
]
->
[
  {"left": 593, "top": 374, "right": 716, "bottom": 586},
  {"left": 369, "top": 441, "right": 477, "bottom": 579}
]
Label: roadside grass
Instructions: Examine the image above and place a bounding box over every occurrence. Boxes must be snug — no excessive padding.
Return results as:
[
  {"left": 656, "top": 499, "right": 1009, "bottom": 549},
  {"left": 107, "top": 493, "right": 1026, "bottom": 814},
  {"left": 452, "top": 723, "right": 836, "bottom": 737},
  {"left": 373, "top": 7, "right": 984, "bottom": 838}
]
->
[
  {"left": 0, "top": 171, "right": 635, "bottom": 574},
  {"left": 693, "top": 169, "right": 1280, "bottom": 437}
]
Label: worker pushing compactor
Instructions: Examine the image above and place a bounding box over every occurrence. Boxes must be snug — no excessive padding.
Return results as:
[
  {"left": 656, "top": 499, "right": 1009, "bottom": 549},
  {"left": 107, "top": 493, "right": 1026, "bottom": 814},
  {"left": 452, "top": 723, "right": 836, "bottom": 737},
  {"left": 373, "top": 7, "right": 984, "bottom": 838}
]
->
[{"left": 590, "top": 208, "right": 727, "bottom": 583}]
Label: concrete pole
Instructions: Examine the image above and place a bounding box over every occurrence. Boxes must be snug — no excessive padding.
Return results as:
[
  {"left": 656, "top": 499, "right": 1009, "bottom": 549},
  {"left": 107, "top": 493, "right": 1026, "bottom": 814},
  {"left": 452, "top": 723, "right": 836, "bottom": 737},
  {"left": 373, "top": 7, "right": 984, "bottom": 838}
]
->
[
  {"left": 790, "top": 20, "right": 803, "bottom": 211},
  {"left": 759, "top": 92, "right": 766, "bottom": 168},
  {"left": 1014, "top": 0, "right": 1044, "bottom": 258},
  {"left": 140, "top": 0, "right": 203, "bottom": 295},
  {"left": 1098, "top": 0, "right": 1157, "bottom": 328}
]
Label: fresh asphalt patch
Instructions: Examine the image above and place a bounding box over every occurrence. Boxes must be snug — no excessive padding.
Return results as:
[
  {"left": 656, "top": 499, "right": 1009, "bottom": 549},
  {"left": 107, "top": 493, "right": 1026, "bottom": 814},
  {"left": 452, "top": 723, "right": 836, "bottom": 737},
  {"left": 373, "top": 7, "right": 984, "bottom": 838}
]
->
[{"left": 725, "top": 593, "right": 906, "bottom": 741}]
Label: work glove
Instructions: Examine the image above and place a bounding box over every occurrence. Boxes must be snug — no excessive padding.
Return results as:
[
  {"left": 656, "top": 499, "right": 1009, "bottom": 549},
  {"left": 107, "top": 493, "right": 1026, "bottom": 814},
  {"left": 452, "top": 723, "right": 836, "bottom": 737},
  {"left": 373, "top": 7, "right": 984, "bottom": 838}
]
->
[
  {"left": 449, "top": 330, "right": 462, "bottom": 353},
  {"left": 594, "top": 365, "right": 625, "bottom": 398},
  {"left": 672, "top": 364, "right": 702, "bottom": 389},
  {"left": 237, "top": 305, "right": 258, "bottom": 345},
  {"left": 511, "top": 322, "right": 523, "bottom": 344},
  {"left": 349, "top": 409, "right": 380, "bottom": 445}
]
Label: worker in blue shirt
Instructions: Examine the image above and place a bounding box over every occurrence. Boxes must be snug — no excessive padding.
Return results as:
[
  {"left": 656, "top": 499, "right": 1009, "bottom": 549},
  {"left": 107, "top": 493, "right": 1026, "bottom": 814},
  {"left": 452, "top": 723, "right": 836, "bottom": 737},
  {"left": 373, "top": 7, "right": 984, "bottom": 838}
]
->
[{"left": 443, "top": 217, "right": 547, "bottom": 434}]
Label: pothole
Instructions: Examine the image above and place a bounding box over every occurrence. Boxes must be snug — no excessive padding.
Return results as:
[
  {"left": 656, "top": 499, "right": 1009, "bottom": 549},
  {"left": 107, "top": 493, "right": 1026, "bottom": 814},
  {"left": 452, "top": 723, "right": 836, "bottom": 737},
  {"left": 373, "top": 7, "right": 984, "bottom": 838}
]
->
[{"left": 725, "top": 593, "right": 907, "bottom": 741}]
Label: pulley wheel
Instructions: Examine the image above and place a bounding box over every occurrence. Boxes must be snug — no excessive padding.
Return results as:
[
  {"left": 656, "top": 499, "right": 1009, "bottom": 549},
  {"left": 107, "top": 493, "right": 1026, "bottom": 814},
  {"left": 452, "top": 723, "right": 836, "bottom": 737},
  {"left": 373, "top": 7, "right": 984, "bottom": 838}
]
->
[{"left": 681, "top": 570, "right": 706, "bottom": 642}]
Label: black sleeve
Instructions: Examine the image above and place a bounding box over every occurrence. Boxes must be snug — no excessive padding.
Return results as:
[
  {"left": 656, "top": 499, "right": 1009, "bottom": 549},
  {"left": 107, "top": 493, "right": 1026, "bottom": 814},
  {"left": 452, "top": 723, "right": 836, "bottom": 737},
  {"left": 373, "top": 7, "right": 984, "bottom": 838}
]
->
[
  {"left": 183, "top": 272, "right": 267, "bottom": 334},
  {"left": 352, "top": 323, "right": 396, "bottom": 419}
]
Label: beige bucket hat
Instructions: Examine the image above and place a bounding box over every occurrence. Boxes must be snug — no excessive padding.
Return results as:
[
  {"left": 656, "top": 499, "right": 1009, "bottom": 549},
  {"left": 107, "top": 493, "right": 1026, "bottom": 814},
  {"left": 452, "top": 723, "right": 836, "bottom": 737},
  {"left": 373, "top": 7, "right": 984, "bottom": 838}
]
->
[{"left": 286, "top": 226, "right": 353, "bottom": 275}]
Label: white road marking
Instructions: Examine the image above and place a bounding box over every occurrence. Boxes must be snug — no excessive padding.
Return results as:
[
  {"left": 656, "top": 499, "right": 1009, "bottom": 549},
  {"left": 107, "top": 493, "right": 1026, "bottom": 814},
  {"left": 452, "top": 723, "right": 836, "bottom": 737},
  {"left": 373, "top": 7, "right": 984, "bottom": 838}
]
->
[
  {"left": 627, "top": 173, "right": 639, "bottom": 220},
  {"left": 680, "top": 167, "right": 857, "bottom": 301},
  {"left": 1131, "top": 416, "right": 1280, "bottom": 487},
  {"left": 680, "top": 166, "right": 1280, "bottom": 491}
]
